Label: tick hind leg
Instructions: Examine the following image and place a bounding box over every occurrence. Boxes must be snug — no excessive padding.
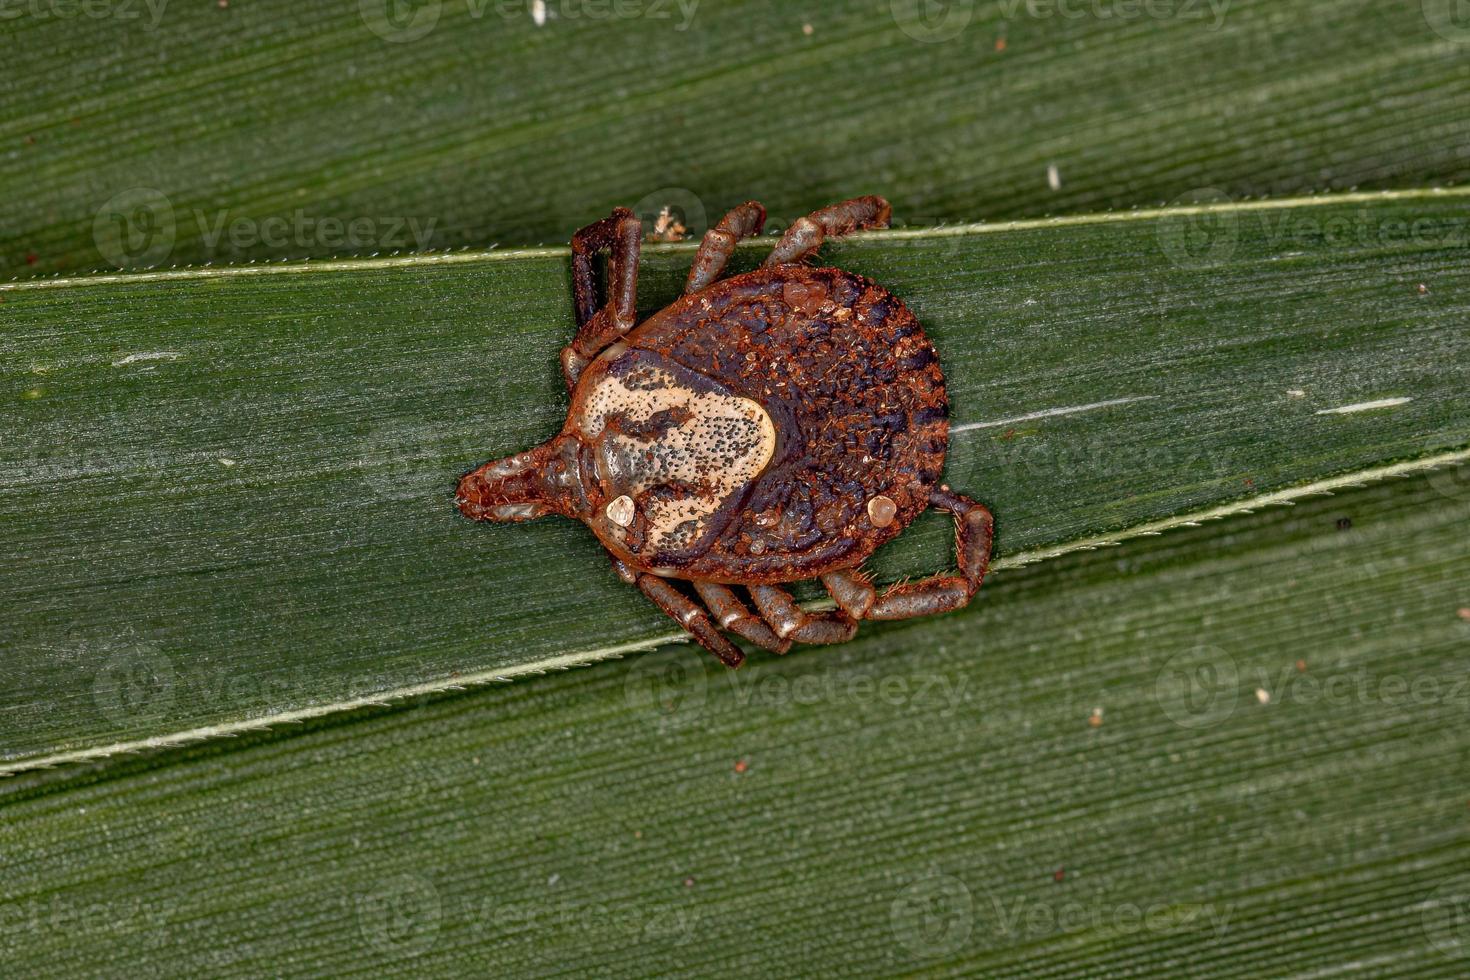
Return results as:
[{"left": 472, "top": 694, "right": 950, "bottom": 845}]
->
[
  {"left": 821, "top": 488, "right": 994, "bottom": 621},
  {"left": 748, "top": 584, "right": 858, "bottom": 645},
  {"left": 561, "top": 207, "right": 642, "bottom": 391},
  {"left": 685, "top": 201, "right": 766, "bottom": 294},
  {"left": 764, "top": 195, "right": 892, "bottom": 267},
  {"left": 693, "top": 582, "right": 790, "bottom": 654}
]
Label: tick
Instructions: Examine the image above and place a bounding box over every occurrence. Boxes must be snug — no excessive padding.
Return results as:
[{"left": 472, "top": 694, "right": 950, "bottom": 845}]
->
[{"left": 457, "top": 196, "right": 993, "bottom": 667}]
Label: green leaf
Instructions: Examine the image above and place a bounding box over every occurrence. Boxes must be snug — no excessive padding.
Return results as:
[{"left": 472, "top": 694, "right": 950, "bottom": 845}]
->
[
  {"left": 3, "top": 466, "right": 1466, "bottom": 975},
  {"left": 3, "top": 189, "right": 1469, "bottom": 772},
  {"left": 7, "top": 0, "right": 1470, "bottom": 278}
]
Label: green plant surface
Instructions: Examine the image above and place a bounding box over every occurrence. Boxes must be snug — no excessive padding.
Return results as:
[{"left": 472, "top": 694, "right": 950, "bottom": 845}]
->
[
  {"left": 4, "top": 189, "right": 1469, "bottom": 772},
  {"left": 2, "top": 466, "right": 1467, "bottom": 976},
  {"left": 6, "top": 0, "right": 1470, "bottom": 278}
]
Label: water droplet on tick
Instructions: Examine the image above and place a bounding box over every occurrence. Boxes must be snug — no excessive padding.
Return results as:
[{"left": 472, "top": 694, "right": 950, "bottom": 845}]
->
[
  {"left": 867, "top": 495, "right": 897, "bottom": 527},
  {"left": 606, "top": 495, "right": 635, "bottom": 527}
]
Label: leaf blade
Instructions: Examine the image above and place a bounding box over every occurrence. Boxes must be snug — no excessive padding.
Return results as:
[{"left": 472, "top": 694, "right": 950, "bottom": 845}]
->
[{"left": 3, "top": 191, "right": 1468, "bottom": 767}]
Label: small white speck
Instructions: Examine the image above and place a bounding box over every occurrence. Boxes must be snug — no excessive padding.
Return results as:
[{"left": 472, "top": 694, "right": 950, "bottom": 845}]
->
[
  {"left": 531, "top": 0, "right": 546, "bottom": 25},
  {"left": 548, "top": 873, "right": 560, "bottom": 887},
  {"left": 1255, "top": 688, "right": 1271, "bottom": 705},
  {"left": 1047, "top": 164, "right": 1062, "bottom": 191},
  {"left": 111, "top": 351, "right": 182, "bottom": 367},
  {"left": 1286, "top": 389, "right": 1306, "bottom": 398},
  {"left": 219, "top": 458, "right": 236, "bottom": 467},
  {"left": 1315, "top": 397, "right": 1413, "bottom": 416}
]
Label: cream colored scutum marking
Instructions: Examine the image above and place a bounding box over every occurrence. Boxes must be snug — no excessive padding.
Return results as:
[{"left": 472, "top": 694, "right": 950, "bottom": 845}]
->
[{"left": 579, "top": 359, "right": 776, "bottom": 553}]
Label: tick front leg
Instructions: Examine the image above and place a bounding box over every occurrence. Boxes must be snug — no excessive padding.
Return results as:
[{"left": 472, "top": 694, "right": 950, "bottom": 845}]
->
[
  {"left": 561, "top": 207, "right": 642, "bottom": 391},
  {"left": 748, "top": 584, "right": 858, "bottom": 645},
  {"left": 635, "top": 575, "right": 746, "bottom": 668},
  {"left": 763, "top": 196, "right": 891, "bottom": 267},
  {"left": 821, "top": 488, "right": 994, "bottom": 621},
  {"left": 684, "top": 201, "right": 766, "bottom": 294}
]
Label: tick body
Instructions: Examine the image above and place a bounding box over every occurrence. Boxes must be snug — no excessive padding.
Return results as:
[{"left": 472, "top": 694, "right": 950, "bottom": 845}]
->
[{"left": 457, "top": 197, "right": 994, "bottom": 666}]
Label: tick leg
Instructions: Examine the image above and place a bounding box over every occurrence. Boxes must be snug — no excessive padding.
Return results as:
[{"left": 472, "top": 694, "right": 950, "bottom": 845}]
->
[
  {"left": 693, "top": 581, "right": 791, "bottom": 654},
  {"left": 820, "top": 567, "right": 877, "bottom": 619},
  {"left": 763, "top": 196, "right": 892, "bottom": 267},
  {"left": 636, "top": 574, "right": 745, "bottom": 668},
  {"left": 748, "top": 584, "right": 858, "bottom": 645},
  {"left": 684, "top": 201, "right": 766, "bottom": 294},
  {"left": 561, "top": 207, "right": 642, "bottom": 391},
  {"left": 825, "top": 488, "right": 994, "bottom": 622}
]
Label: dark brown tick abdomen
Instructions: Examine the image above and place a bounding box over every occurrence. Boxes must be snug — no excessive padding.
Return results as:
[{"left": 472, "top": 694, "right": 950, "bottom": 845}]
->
[{"left": 626, "top": 265, "right": 949, "bottom": 582}]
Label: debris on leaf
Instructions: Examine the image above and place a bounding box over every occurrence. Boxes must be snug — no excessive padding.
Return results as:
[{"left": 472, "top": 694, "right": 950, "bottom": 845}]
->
[{"left": 647, "top": 206, "right": 688, "bottom": 243}]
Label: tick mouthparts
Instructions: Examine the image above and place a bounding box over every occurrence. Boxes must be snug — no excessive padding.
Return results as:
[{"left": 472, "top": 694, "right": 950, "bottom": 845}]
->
[{"left": 457, "top": 437, "right": 572, "bottom": 523}]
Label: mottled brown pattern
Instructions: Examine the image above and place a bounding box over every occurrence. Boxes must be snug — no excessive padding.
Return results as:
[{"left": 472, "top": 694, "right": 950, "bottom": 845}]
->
[
  {"left": 457, "top": 197, "right": 993, "bottom": 667},
  {"left": 627, "top": 266, "right": 948, "bottom": 582}
]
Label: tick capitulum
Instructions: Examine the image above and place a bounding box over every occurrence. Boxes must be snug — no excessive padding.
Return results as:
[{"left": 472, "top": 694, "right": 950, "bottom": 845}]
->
[{"left": 456, "top": 196, "right": 994, "bottom": 667}]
